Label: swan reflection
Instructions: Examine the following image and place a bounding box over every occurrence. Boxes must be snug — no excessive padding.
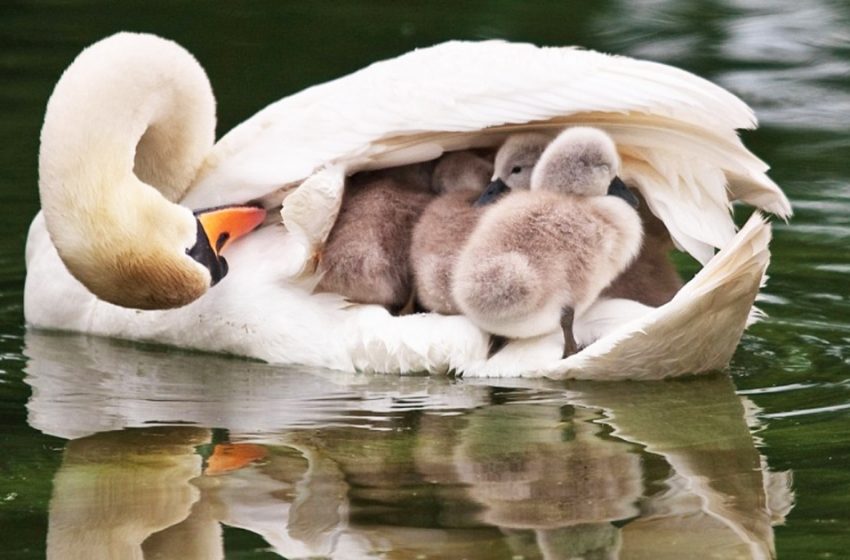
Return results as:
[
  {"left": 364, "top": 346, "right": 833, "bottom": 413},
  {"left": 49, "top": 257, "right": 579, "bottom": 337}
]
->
[{"left": 24, "top": 332, "right": 793, "bottom": 559}]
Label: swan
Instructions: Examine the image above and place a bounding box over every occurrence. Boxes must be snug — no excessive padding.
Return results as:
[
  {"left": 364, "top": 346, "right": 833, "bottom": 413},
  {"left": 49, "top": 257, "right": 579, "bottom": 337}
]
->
[
  {"left": 453, "top": 127, "right": 644, "bottom": 355},
  {"left": 24, "top": 32, "right": 790, "bottom": 378},
  {"left": 34, "top": 33, "right": 267, "bottom": 310}
]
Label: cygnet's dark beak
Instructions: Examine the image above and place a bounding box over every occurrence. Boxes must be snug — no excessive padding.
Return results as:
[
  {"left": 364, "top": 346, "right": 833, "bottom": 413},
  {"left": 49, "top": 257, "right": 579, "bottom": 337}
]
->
[
  {"left": 607, "top": 177, "right": 640, "bottom": 209},
  {"left": 474, "top": 178, "right": 511, "bottom": 207}
]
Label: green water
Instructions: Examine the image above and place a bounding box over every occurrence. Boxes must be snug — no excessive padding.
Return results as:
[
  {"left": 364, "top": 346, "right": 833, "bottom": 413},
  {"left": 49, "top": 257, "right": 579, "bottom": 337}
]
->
[{"left": 1, "top": 1, "right": 849, "bottom": 558}]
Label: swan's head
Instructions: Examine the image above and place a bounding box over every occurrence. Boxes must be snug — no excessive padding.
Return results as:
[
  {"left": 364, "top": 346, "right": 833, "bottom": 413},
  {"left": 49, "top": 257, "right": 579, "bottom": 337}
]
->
[
  {"left": 37, "top": 31, "right": 267, "bottom": 310},
  {"left": 190, "top": 204, "right": 268, "bottom": 286},
  {"left": 531, "top": 127, "right": 639, "bottom": 206},
  {"left": 474, "top": 132, "right": 551, "bottom": 206},
  {"left": 431, "top": 151, "right": 493, "bottom": 194},
  {"left": 48, "top": 183, "right": 266, "bottom": 310}
]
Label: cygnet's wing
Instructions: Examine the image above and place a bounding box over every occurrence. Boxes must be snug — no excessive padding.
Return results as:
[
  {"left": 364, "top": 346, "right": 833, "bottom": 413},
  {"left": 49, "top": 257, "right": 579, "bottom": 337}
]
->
[{"left": 181, "top": 41, "right": 788, "bottom": 262}]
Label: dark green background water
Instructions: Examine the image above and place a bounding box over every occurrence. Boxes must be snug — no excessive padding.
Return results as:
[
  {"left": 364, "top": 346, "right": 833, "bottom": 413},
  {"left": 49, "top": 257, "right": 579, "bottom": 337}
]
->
[{"left": 1, "top": 1, "right": 849, "bottom": 558}]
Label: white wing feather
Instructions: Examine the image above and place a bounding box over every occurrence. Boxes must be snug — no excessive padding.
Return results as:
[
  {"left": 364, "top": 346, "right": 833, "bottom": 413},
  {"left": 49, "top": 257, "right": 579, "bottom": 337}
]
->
[
  {"left": 181, "top": 41, "right": 789, "bottom": 262},
  {"left": 461, "top": 212, "right": 771, "bottom": 379},
  {"left": 552, "top": 212, "right": 772, "bottom": 379}
]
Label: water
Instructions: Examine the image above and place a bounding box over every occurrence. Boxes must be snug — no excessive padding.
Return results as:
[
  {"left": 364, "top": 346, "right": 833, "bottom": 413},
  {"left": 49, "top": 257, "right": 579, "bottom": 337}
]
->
[{"left": 1, "top": 1, "right": 849, "bottom": 558}]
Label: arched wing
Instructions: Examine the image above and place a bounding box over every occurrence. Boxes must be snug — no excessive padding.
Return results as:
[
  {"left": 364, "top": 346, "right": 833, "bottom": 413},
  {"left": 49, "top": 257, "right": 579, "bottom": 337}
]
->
[{"left": 183, "top": 40, "right": 790, "bottom": 263}]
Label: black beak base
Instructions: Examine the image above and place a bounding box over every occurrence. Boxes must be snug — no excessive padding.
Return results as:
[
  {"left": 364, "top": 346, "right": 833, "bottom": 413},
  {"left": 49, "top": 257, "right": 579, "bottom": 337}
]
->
[
  {"left": 187, "top": 219, "right": 228, "bottom": 286},
  {"left": 607, "top": 176, "right": 640, "bottom": 209},
  {"left": 474, "top": 178, "right": 511, "bottom": 207}
]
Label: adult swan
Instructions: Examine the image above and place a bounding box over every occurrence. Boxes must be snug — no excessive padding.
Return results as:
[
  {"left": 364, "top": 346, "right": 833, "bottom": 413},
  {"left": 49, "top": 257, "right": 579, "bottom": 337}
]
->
[{"left": 24, "top": 33, "right": 790, "bottom": 379}]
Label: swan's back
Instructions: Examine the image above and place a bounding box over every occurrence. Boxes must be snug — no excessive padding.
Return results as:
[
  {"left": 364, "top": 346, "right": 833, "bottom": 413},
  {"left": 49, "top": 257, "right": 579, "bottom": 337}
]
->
[{"left": 182, "top": 40, "right": 788, "bottom": 266}]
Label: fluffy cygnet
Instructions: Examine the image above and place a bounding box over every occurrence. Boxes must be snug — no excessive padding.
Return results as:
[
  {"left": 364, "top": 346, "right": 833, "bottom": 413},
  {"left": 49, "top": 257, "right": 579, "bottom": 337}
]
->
[
  {"left": 486, "top": 131, "right": 683, "bottom": 309},
  {"left": 411, "top": 151, "right": 494, "bottom": 314},
  {"left": 452, "top": 127, "right": 643, "bottom": 357},
  {"left": 315, "top": 171, "right": 434, "bottom": 311},
  {"left": 474, "top": 132, "right": 552, "bottom": 205},
  {"left": 602, "top": 189, "right": 683, "bottom": 306}
]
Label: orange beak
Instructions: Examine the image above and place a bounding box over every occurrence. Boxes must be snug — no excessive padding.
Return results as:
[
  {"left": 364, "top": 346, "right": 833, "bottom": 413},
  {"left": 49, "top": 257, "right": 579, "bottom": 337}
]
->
[
  {"left": 204, "top": 443, "right": 268, "bottom": 475},
  {"left": 195, "top": 204, "right": 267, "bottom": 256}
]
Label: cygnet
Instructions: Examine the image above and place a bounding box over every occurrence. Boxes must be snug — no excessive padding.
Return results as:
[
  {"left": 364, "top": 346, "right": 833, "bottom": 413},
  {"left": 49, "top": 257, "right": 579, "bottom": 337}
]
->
[
  {"left": 410, "top": 151, "right": 494, "bottom": 314},
  {"left": 314, "top": 171, "right": 434, "bottom": 312},
  {"left": 452, "top": 127, "right": 643, "bottom": 357}
]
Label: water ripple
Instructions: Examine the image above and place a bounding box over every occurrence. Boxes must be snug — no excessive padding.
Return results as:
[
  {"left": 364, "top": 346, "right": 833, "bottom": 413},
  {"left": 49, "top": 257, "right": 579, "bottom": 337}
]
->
[
  {"left": 762, "top": 402, "right": 850, "bottom": 419},
  {"left": 737, "top": 382, "right": 820, "bottom": 395}
]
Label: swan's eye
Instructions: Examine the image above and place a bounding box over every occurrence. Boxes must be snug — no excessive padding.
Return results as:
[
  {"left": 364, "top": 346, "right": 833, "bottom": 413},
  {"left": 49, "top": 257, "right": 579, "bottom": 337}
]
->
[{"left": 511, "top": 166, "right": 522, "bottom": 174}]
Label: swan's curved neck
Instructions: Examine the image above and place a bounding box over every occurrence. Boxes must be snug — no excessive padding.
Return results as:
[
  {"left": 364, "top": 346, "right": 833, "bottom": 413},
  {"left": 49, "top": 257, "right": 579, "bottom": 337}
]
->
[
  {"left": 40, "top": 33, "right": 216, "bottom": 204},
  {"left": 38, "top": 33, "right": 217, "bottom": 308}
]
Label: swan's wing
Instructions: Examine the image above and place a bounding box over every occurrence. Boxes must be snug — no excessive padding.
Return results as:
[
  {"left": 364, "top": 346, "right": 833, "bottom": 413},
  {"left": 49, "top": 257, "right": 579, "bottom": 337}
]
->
[
  {"left": 548, "top": 212, "right": 771, "bottom": 380},
  {"left": 182, "top": 41, "right": 789, "bottom": 261},
  {"left": 462, "top": 212, "right": 770, "bottom": 378}
]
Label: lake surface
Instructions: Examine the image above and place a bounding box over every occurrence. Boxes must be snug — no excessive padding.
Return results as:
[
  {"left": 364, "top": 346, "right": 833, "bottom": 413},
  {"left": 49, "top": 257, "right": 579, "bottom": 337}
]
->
[{"left": 1, "top": 1, "right": 849, "bottom": 558}]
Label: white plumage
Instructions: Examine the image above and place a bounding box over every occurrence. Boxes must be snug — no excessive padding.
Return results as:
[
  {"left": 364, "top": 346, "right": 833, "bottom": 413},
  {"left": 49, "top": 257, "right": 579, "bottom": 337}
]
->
[
  {"left": 24, "top": 32, "right": 788, "bottom": 378},
  {"left": 184, "top": 40, "right": 788, "bottom": 262}
]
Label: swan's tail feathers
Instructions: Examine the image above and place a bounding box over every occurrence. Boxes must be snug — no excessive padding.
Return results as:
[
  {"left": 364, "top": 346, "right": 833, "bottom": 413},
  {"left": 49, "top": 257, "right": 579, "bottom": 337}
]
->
[
  {"left": 545, "top": 212, "right": 771, "bottom": 381},
  {"left": 727, "top": 171, "right": 792, "bottom": 221},
  {"left": 678, "top": 211, "right": 771, "bottom": 300}
]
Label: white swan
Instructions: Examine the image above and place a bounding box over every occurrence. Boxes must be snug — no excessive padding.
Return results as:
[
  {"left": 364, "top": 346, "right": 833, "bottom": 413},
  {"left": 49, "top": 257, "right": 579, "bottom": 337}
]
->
[
  {"left": 24, "top": 32, "right": 790, "bottom": 378},
  {"left": 35, "top": 34, "right": 267, "bottom": 310}
]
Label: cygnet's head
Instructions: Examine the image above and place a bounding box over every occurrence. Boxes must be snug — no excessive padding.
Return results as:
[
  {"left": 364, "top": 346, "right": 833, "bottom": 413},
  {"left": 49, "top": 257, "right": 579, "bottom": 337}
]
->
[
  {"left": 530, "top": 127, "right": 638, "bottom": 207},
  {"left": 493, "top": 132, "right": 552, "bottom": 191},
  {"left": 431, "top": 151, "right": 493, "bottom": 194},
  {"left": 473, "top": 132, "right": 551, "bottom": 206}
]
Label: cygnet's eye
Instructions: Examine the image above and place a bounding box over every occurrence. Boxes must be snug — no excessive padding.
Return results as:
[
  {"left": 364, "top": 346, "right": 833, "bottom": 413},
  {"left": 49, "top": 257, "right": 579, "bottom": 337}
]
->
[{"left": 511, "top": 166, "right": 522, "bottom": 174}]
